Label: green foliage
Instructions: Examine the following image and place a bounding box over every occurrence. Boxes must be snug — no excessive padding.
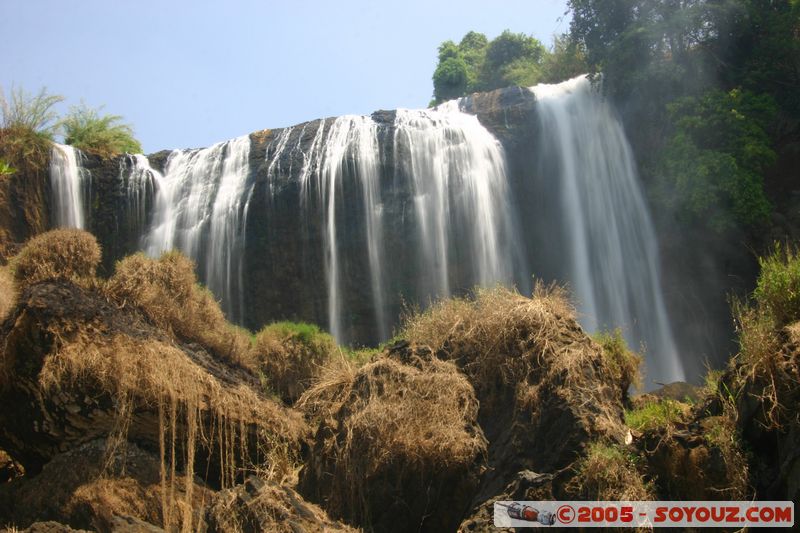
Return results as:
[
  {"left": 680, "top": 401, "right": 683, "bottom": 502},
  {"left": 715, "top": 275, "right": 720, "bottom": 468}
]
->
[
  {"left": 592, "top": 328, "right": 642, "bottom": 392},
  {"left": 431, "top": 30, "right": 550, "bottom": 104},
  {"left": 753, "top": 244, "right": 800, "bottom": 328},
  {"left": 0, "top": 158, "right": 15, "bottom": 176},
  {"left": 433, "top": 55, "right": 469, "bottom": 102},
  {"left": 61, "top": 103, "right": 142, "bottom": 156},
  {"left": 659, "top": 89, "right": 776, "bottom": 231},
  {"left": 541, "top": 34, "right": 588, "bottom": 83},
  {"left": 625, "top": 399, "right": 687, "bottom": 432},
  {"left": 262, "top": 320, "right": 332, "bottom": 346},
  {"left": 0, "top": 86, "right": 64, "bottom": 174},
  {"left": 0, "top": 86, "right": 64, "bottom": 139}
]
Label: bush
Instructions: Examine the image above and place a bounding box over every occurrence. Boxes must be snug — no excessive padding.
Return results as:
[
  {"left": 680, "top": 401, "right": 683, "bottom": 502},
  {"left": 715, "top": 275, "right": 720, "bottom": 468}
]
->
[
  {"left": 106, "top": 251, "right": 252, "bottom": 368},
  {"left": 625, "top": 399, "right": 688, "bottom": 432},
  {"left": 568, "top": 441, "right": 654, "bottom": 500},
  {"left": 61, "top": 104, "right": 143, "bottom": 157},
  {"left": 0, "top": 86, "right": 64, "bottom": 175},
  {"left": 11, "top": 229, "right": 101, "bottom": 291},
  {"left": 593, "top": 328, "right": 642, "bottom": 395},
  {"left": 1, "top": 86, "right": 63, "bottom": 138},
  {"left": 753, "top": 244, "right": 800, "bottom": 328},
  {"left": 252, "top": 321, "right": 337, "bottom": 404}
]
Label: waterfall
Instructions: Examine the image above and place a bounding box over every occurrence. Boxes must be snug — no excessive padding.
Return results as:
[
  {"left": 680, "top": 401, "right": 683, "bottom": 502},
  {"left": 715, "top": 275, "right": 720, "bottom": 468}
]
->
[
  {"left": 50, "top": 143, "right": 89, "bottom": 229},
  {"left": 144, "top": 135, "right": 252, "bottom": 322},
  {"left": 394, "top": 103, "right": 525, "bottom": 302},
  {"left": 529, "top": 76, "right": 684, "bottom": 383},
  {"left": 297, "top": 116, "right": 387, "bottom": 341},
  {"left": 47, "top": 76, "right": 685, "bottom": 382}
]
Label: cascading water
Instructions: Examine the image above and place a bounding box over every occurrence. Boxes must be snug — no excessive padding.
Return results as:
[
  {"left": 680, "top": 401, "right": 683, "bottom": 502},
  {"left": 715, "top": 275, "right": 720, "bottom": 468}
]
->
[
  {"left": 296, "top": 116, "right": 387, "bottom": 341},
  {"left": 50, "top": 143, "right": 89, "bottom": 229},
  {"left": 394, "top": 103, "right": 525, "bottom": 302},
  {"left": 529, "top": 76, "right": 685, "bottom": 383},
  {"left": 144, "top": 135, "right": 252, "bottom": 322}
]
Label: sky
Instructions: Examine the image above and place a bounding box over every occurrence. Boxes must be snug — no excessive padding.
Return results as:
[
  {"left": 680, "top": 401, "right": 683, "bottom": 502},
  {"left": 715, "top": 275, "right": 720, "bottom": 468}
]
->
[{"left": 1, "top": 0, "right": 570, "bottom": 153}]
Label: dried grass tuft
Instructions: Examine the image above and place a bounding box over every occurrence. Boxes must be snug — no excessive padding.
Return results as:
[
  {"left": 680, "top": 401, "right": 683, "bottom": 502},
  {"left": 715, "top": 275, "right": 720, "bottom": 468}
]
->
[
  {"left": 251, "top": 322, "right": 337, "bottom": 404},
  {"left": 300, "top": 347, "right": 486, "bottom": 529},
  {"left": 11, "top": 229, "right": 100, "bottom": 291},
  {"left": 105, "top": 251, "right": 253, "bottom": 369},
  {"left": 568, "top": 441, "right": 655, "bottom": 501},
  {"left": 0, "top": 265, "right": 15, "bottom": 321}
]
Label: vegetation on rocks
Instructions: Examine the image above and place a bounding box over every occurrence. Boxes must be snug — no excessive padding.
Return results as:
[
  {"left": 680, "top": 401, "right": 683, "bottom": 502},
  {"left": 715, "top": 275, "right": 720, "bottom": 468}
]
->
[{"left": 60, "top": 104, "right": 142, "bottom": 157}]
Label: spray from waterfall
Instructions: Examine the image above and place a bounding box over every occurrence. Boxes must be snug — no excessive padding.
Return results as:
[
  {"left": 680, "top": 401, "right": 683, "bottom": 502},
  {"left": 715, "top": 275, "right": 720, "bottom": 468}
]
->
[{"left": 529, "top": 76, "right": 685, "bottom": 383}]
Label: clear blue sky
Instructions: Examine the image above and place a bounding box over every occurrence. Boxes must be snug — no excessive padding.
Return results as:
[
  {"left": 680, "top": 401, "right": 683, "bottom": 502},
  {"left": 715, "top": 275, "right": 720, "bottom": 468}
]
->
[{"left": 1, "top": 0, "right": 570, "bottom": 153}]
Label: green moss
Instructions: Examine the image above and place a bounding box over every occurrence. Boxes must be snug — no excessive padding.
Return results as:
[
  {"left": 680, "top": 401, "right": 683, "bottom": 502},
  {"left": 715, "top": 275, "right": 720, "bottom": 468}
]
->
[
  {"left": 261, "top": 320, "right": 331, "bottom": 346},
  {"left": 592, "top": 328, "right": 642, "bottom": 392},
  {"left": 625, "top": 399, "right": 688, "bottom": 432}
]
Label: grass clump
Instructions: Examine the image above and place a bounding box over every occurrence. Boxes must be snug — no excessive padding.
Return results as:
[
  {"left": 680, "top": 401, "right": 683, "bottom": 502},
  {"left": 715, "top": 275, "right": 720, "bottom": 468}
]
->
[
  {"left": 0, "top": 86, "right": 64, "bottom": 175},
  {"left": 106, "top": 251, "right": 252, "bottom": 368},
  {"left": 251, "top": 321, "right": 337, "bottom": 404},
  {"left": 401, "top": 284, "right": 581, "bottom": 393},
  {"left": 11, "top": 229, "right": 101, "bottom": 291},
  {"left": 625, "top": 399, "right": 688, "bottom": 432},
  {"left": 569, "top": 441, "right": 654, "bottom": 500},
  {"left": 61, "top": 103, "right": 143, "bottom": 157},
  {"left": 753, "top": 243, "right": 800, "bottom": 328},
  {"left": 0, "top": 266, "right": 15, "bottom": 321},
  {"left": 593, "top": 328, "right": 643, "bottom": 394}
]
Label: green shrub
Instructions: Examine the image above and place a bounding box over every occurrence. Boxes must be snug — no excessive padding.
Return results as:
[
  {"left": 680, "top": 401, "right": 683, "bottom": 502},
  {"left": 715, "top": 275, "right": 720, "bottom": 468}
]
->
[
  {"left": 568, "top": 441, "right": 654, "bottom": 500},
  {"left": 0, "top": 86, "right": 64, "bottom": 174},
  {"left": 61, "top": 104, "right": 142, "bottom": 156},
  {"left": 1, "top": 86, "right": 63, "bottom": 138},
  {"left": 625, "top": 399, "right": 688, "bottom": 432},
  {"left": 753, "top": 244, "right": 800, "bottom": 328},
  {"left": 592, "top": 328, "right": 642, "bottom": 393}
]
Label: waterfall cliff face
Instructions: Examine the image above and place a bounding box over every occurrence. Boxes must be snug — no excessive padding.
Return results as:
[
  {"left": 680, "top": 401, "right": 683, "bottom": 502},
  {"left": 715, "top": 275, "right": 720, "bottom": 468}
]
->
[{"left": 48, "top": 76, "right": 685, "bottom": 383}]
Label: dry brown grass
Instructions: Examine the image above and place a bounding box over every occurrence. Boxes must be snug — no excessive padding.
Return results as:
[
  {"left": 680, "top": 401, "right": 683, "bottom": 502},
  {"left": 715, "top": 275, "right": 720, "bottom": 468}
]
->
[
  {"left": 39, "top": 330, "right": 306, "bottom": 532},
  {"left": 0, "top": 266, "right": 15, "bottom": 321},
  {"left": 251, "top": 322, "right": 337, "bottom": 404},
  {"left": 299, "top": 347, "right": 486, "bottom": 530},
  {"left": 568, "top": 441, "right": 654, "bottom": 500},
  {"left": 401, "top": 284, "right": 583, "bottom": 391},
  {"left": 401, "top": 284, "right": 630, "bottom": 443},
  {"left": 106, "top": 251, "right": 253, "bottom": 369},
  {"left": 11, "top": 229, "right": 100, "bottom": 292},
  {"left": 204, "top": 477, "right": 360, "bottom": 533}
]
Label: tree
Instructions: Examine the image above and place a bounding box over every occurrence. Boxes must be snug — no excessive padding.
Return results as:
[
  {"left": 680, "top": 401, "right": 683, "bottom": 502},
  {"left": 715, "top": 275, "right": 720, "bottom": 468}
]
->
[
  {"left": 431, "top": 30, "right": 549, "bottom": 103},
  {"left": 659, "top": 89, "right": 777, "bottom": 231},
  {"left": 61, "top": 104, "right": 143, "bottom": 156}
]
